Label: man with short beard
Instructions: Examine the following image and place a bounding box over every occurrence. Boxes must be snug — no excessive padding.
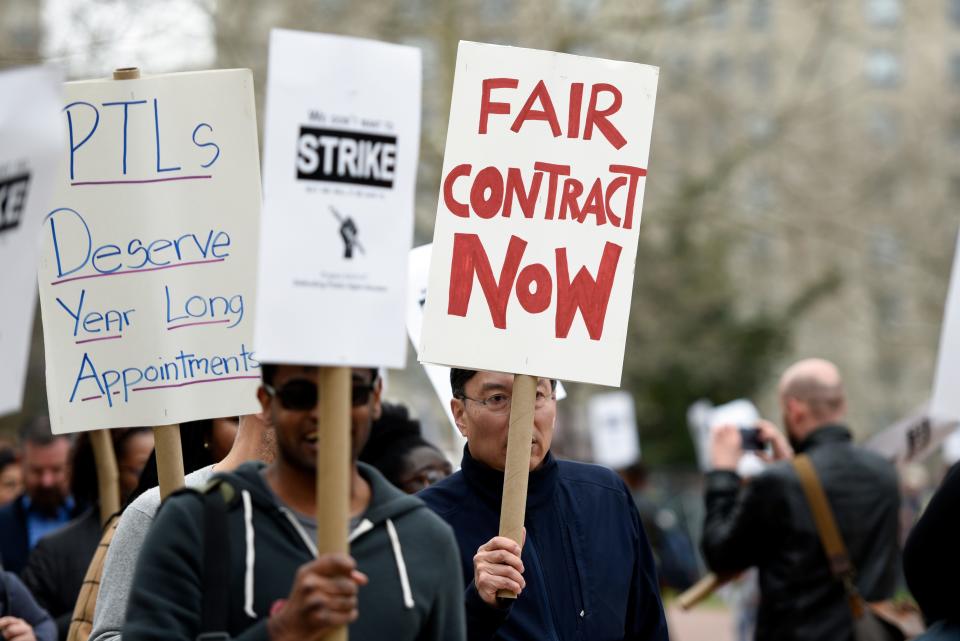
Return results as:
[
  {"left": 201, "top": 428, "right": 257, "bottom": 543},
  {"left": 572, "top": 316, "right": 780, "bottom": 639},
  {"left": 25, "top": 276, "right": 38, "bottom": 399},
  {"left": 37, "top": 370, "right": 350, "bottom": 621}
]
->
[
  {"left": 0, "top": 418, "right": 81, "bottom": 575},
  {"left": 701, "top": 358, "right": 900, "bottom": 641}
]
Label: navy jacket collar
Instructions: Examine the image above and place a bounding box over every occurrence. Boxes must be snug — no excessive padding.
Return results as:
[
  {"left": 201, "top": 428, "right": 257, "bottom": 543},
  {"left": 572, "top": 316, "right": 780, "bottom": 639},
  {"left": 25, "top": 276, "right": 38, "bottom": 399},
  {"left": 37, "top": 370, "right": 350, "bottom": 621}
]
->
[
  {"left": 460, "top": 444, "right": 558, "bottom": 510},
  {"left": 795, "top": 423, "right": 852, "bottom": 454}
]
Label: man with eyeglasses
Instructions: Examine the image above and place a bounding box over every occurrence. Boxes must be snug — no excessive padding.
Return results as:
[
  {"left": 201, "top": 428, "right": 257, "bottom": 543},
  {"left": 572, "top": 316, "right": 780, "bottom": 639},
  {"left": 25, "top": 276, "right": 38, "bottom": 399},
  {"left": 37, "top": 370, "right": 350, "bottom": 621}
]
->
[
  {"left": 123, "top": 365, "right": 466, "bottom": 641},
  {"left": 418, "top": 369, "right": 668, "bottom": 641}
]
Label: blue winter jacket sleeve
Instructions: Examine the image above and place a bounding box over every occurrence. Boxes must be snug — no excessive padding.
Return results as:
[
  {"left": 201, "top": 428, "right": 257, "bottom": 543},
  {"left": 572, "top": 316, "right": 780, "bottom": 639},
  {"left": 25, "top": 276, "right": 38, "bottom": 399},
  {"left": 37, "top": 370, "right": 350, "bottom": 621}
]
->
[
  {"left": 2, "top": 571, "right": 57, "bottom": 641},
  {"left": 463, "top": 581, "right": 512, "bottom": 641}
]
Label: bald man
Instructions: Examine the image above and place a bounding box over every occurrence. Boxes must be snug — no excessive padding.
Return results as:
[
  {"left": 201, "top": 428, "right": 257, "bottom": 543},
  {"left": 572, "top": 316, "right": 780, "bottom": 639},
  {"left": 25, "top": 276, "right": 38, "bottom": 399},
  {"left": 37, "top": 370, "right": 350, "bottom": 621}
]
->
[{"left": 700, "top": 359, "right": 900, "bottom": 641}]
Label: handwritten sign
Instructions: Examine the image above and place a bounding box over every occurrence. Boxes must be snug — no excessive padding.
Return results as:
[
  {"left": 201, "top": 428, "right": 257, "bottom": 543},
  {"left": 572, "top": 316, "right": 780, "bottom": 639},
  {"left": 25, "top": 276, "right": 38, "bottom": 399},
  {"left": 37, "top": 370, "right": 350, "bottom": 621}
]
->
[
  {"left": 420, "top": 42, "right": 659, "bottom": 386},
  {"left": 37, "top": 70, "right": 262, "bottom": 434},
  {"left": 932, "top": 230, "right": 960, "bottom": 421},
  {"left": 0, "top": 66, "right": 64, "bottom": 417},
  {"left": 255, "top": 30, "right": 421, "bottom": 367}
]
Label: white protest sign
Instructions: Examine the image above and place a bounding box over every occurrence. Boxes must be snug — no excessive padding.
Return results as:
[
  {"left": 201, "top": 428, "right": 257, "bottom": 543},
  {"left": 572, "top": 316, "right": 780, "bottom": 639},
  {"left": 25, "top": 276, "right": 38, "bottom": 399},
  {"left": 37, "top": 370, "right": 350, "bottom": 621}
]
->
[
  {"left": 419, "top": 42, "right": 658, "bottom": 386},
  {"left": 932, "top": 230, "right": 960, "bottom": 421},
  {"left": 0, "top": 66, "right": 64, "bottom": 417},
  {"left": 587, "top": 391, "right": 639, "bottom": 469},
  {"left": 255, "top": 30, "right": 421, "bottom": 368},
  {"left": 37, "top": 70, "right": 262, "bottom": 434}
]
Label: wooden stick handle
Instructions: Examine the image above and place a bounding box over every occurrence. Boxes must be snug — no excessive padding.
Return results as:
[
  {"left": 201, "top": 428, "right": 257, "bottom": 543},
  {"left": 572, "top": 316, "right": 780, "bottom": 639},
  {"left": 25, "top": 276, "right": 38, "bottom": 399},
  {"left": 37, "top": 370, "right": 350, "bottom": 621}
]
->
[
  {"left": 153, "top": 424, "right": 184, "bottom": 501},
  {"left": 677, "top": 573, "right": 723, "bottom": 611},
  {"left": 89, "top": 430, "right": 119, "bottom": 525},
  {"left": 316, "top": 367, "right": 351, "bottom": 641},
  {"left": 496, "top": 373, "right": 538, "bottom": 600},
  {"left": 113, "top": 67, "right": 139, "bottom": 80}
]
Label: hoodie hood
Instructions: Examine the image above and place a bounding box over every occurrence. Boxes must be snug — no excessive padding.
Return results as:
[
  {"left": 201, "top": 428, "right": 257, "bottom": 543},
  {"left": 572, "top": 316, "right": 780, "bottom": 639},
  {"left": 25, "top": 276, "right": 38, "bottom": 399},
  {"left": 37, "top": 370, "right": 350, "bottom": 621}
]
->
[{"left": 221, "top": 460, "right": 428, "bottom": 612}]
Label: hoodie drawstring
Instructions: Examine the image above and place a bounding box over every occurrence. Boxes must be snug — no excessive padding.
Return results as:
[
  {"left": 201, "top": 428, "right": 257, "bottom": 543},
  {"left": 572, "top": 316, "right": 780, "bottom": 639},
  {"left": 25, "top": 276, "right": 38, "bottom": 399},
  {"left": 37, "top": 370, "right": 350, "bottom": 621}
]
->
[
  {"left": 241, "top": 490, "right": 257, "bottom": 618},
  {"left": 267, "top": 507, "right": 416, "bottom": 612},
  {"left": 385, "top": 519, "right": 415, "bottom": 609}
]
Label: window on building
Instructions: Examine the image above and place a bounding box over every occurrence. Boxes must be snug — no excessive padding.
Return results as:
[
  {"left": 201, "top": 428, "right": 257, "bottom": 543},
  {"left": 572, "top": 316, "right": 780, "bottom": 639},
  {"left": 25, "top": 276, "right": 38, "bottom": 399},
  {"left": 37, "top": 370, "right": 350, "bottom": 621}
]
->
[
  {"left": 950, "top": 52, "right": 960, "bottom": 90},
  {"left": 870, "top": 227, "right": 901, "bottom": 266},
  {"left": 710, "top": 53, "right": 733, "bottom": 88},
  {"left": 865, "top": 0, "right": 901, "bottom": 27},
  {"left": 710, "top": 0, "right": 730, "bottom": 28},
  {"left": 950, "top": 0, "right": 960, "bottom": 27},
  {"left": 666, "top": 53, "right": 693, "bottom": 88},
  {"left": 867, "top": 106, "right": 899, "bottom": 145},
  {"left": 750, "top": 54, "right": 772, "bottom": 91},
  {"left": 866, "top": 49, "right": 901, "bottom": 88},
  {"left": 746, "top": 113, "right": 775, "bottom": 140},
  {"left": 749, "top": 0, "right": 771, "bottom": 29},
  {"left": 662, "top": 0, "right": 692, "bottom": 17}
]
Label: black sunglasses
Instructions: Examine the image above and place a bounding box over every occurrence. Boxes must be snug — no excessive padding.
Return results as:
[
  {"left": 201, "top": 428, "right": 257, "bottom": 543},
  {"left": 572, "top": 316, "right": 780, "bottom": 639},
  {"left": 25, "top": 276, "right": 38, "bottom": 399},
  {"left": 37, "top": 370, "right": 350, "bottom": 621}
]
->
[{"left": 264, "top": 377, "right": 377, "bottom": 410}]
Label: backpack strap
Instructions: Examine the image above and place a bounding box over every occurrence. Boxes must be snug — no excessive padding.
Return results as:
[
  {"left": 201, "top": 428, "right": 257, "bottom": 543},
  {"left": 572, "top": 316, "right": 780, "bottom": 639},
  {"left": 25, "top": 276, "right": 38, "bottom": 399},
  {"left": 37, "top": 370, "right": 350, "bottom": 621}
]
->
[
  {"left": 196, "top": 479, "right": 235, "bottom": 641},
  {"left": 792, "top": 454, "right": 865, "bottom": 619}
]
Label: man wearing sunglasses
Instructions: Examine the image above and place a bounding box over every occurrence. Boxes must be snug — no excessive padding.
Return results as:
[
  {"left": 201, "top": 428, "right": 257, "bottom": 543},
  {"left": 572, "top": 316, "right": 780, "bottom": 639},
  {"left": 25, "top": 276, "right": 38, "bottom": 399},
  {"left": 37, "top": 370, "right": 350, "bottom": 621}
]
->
[
  {"left": 418, "top": 369, "right": 668, "bottom": 641},
  {"left": 123, "top": 364, "right": 465, "bottom": 641}
]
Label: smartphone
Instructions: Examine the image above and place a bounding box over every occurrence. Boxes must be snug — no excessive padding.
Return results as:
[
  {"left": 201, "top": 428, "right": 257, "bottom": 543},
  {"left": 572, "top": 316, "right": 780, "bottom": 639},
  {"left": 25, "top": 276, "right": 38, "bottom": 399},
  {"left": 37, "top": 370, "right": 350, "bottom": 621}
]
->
[{"left": 739, "top": 427, "right": 765, "bottom": 451}]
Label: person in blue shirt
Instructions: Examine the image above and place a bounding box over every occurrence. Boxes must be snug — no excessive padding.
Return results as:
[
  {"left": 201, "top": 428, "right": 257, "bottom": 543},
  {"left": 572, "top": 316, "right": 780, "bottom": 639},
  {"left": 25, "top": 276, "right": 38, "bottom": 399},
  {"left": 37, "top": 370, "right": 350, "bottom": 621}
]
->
[
  {"left": 0, "top": 418, "right": 81, "bottom": 575},
  {"left": 418, "top": 369, "right": 668, "bottom": 641}
]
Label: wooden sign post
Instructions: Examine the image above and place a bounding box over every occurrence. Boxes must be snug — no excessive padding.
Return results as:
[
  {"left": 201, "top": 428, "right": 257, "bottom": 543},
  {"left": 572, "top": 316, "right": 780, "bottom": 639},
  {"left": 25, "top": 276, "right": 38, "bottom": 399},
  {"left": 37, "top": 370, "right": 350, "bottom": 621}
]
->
[
  {"left": 496, "top": 374, "right": 537, "bottom": 599},
  {"left": 89, "top": 429, "right": 119, "bottom": 523},
  {"left": 316, "top": 367, "right": 351, "bottom": 641}
]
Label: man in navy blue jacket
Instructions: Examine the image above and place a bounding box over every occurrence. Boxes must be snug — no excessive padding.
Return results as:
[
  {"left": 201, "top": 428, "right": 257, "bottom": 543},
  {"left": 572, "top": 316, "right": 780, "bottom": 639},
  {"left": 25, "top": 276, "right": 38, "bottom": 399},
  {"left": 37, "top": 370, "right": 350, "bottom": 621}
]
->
[{"left": 419, "top": 369, "right": 668, "bottom": 641}]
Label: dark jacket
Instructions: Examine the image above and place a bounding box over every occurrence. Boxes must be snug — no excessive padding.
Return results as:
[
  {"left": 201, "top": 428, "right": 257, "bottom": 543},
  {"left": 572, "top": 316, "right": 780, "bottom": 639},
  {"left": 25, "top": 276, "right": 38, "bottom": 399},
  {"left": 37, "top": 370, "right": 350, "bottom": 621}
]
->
[
  {"left": 123, "top": 461, "right": 466, "bottom": 641},
  {"left": 418, "top": 446, "right": 668, "bottom": 641},
  {"left": 0, "top": 570, "right": 57, "bottom": 641},
  {"left": 904, "top": 462, "right": 960, "bottom": 628},
  {"left": 702, "top": 424, "right": 900, "bottom": 641},
  {"left": 0, "top": 494, "right": 84, "bottom": 575},
  {"left": 21, "top": 506, "right": 103, "bottom": 641}
]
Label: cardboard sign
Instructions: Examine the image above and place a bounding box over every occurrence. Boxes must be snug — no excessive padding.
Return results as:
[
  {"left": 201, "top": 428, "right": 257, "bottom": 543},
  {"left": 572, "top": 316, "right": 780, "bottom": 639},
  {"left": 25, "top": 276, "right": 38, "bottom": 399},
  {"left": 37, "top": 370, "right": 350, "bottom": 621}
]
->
[
  {"left": 37, "top": 69, "right": 262, "bottom": 434},
  {"left": 0, "top": 66, "right": 64, "bottom": 417},
  {"left": 420, "top": 42, "right": 658, "bottom": 386},
  {"left": 255, "top": 30, "right": 421, "bottom": 368},
  {"left": 932, "top": 230, "right": 960, "bottom": 421},
  {"left": 587, "top": 391, "right": 639, "bottom": 469}
]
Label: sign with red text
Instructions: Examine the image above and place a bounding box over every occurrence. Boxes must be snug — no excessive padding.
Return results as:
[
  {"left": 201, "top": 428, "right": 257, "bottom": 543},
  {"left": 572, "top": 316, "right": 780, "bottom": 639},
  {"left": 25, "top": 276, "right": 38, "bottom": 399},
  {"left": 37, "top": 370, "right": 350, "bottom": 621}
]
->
[
  {"left": 0, "top": 66, "right": 64, "bottom": 417},
  {"left": 37, "top": 70, "right": 262, "bottom": 434},
  {"left": 255, "top": 30, "right": 421, "bottom": 368},
  {"left": 420, "top": 42, "right": 658, "bottom": 386},
  {"left": 932, "top": 230, "right": 960, "bottom": 422}
]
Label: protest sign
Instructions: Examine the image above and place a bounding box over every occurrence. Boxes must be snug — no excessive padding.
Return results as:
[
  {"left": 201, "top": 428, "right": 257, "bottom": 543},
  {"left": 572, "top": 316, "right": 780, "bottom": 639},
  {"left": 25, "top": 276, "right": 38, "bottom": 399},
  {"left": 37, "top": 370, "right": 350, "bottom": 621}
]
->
[
  {"left": 932, "top": 230, "right": 960, "bottom": 421},
  {"left": 587, "top": 391, "right": 640, "bottom": 469},
  {"left": 420, "top": 42, "right": 658, "bottom": 598},
  {"left": 36, "top": 69, "right": 263, "bottom": 435},
  {"left": 865, "top": 403, "right": 959, "bottom": 465},
  {"left": 256, "top": 30, "right": 421, "bottom": 368},
  {"left": 0, "top": 65, "right": 63, "bottom": 417},
  {"left": 420, "top": 41, "right": 659, "bottom": 388}
]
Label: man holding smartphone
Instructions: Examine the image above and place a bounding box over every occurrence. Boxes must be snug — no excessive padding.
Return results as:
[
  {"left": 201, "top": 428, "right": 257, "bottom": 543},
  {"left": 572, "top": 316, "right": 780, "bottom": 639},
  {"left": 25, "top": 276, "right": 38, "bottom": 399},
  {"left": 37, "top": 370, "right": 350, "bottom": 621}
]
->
[{"left": 701, "top": 358, "right": 900, "bottom": 641}]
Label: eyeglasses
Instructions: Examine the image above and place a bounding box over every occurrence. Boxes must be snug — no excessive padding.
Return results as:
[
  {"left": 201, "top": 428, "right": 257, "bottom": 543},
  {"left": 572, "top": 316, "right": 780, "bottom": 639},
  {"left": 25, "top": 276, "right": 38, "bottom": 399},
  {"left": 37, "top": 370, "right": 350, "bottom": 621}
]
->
[
  {"left": 456, "top": 390, "right": 556, "bottom": 415},
  {"left": 264, "top": 378, "right": 377, "bottom": 411}
]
